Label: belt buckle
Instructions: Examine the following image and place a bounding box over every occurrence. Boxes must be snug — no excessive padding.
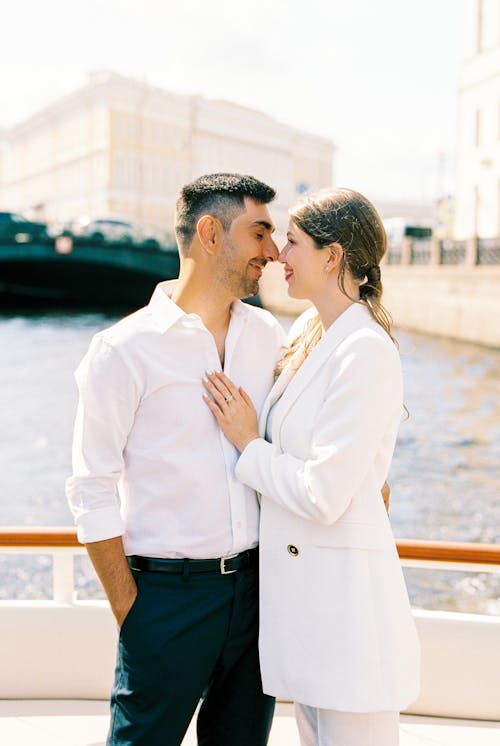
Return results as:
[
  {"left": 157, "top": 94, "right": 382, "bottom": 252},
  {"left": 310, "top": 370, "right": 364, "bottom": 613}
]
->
[{"left": 220, "top": 554, "right": 238, "bottom": 575}]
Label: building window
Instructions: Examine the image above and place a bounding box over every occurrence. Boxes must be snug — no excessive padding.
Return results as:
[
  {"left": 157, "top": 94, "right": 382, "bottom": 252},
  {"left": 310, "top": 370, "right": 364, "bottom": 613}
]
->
[{"left": 477, "top": 0, "right": 484, "bottom": 53}]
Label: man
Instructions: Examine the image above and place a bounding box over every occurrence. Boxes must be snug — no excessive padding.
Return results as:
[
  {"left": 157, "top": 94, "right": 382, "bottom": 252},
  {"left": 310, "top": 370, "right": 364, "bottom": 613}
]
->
[{"left": 66, "top": 173, "right": 285, "bottom": 746}]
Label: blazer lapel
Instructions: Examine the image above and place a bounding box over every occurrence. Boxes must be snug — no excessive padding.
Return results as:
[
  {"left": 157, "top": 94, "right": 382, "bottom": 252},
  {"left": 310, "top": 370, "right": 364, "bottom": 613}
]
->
[
  {"left": 271, "top": 303, "right": 374, "bottom": 439},
  {"left": 258, "top": 362, "right": 296, "bottom": 436}
]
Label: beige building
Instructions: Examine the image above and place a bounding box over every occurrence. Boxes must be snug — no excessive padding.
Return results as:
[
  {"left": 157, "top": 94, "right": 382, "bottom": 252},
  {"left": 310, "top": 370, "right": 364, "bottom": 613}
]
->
[
  {"left": 455, "top": 0, "right": 500, "bottom": 238},
  {"left": 0, "top": 71, "right": 333, "bottom": 235}
]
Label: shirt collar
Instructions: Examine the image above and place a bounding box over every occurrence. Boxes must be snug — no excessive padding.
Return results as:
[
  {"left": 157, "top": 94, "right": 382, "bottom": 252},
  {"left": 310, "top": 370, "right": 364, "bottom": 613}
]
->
[
  {"left": 148, "top": 281, "right": 186, "bottom": 333},
  {"left": 148, "top": 280, "right": 251, "bottom": 333}
]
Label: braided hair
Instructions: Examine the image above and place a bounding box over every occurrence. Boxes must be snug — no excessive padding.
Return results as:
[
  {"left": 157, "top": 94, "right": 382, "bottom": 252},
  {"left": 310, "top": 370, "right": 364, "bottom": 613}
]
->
[{"left": 277, "top": 188, "right": 396, "bottom": 376}]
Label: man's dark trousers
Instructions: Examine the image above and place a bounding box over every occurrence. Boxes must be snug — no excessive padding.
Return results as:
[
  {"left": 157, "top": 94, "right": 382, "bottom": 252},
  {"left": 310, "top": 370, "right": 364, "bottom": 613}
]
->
[{"left": 107, "top": 557, "right": 275, "bottom": 746}]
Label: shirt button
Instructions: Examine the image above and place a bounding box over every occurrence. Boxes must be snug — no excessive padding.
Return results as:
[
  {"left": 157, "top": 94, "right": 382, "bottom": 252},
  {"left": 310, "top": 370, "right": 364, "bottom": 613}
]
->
[{"left": 287, "top": 544, "right": 299, "bottom": 557}]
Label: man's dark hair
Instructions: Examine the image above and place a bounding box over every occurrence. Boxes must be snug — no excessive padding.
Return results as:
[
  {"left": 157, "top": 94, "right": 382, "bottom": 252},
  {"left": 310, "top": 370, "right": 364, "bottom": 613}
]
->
[{"left": 175, "top": 173, "right": 276, "bottom": 255}]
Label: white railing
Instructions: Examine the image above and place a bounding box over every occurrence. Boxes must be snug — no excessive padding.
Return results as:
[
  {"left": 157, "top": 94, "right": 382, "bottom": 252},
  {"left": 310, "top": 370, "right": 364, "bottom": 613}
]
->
[
  {"left": 1, "top": 527, "right": 499, "bottom": 602},
  {"left": 0, "top": 527, "right": 86, "bottom": 603}
]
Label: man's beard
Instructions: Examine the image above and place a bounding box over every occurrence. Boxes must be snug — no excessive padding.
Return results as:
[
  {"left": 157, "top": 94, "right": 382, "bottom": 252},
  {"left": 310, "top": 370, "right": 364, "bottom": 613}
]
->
[
  {"left": 239, "top": 266, "right": 260, "bottom": 298},
  {"left": 218, "top": 238, "right": 263, "bottom": 299}
]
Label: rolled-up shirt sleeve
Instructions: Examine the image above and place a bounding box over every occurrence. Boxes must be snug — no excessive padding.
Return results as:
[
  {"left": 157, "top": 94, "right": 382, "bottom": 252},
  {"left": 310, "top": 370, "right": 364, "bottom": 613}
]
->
[{"left": 65, "top": 335, "right": 141, "bottom": 543}]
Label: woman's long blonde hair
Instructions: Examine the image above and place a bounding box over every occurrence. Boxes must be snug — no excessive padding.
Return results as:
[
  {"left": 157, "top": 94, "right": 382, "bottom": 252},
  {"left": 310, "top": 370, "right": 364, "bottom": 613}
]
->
[{"left": 277, "top": 187, "right": 396, "bottom": 376}]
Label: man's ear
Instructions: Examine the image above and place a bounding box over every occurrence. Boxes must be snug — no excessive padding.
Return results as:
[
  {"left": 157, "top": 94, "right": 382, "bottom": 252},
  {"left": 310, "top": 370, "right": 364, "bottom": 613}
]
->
[
  {"left": 197, "top": 215, "right": 222, "bottom": 255},
  {"left": 324, "top": 242, "right": 343, "bottom": 272}
]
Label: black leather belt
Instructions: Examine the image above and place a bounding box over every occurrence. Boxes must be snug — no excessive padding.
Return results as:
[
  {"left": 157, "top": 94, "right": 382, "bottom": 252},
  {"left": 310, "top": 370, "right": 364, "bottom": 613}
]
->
[{"left": 127, "top": 547, "right": 258, "bottom": 575}]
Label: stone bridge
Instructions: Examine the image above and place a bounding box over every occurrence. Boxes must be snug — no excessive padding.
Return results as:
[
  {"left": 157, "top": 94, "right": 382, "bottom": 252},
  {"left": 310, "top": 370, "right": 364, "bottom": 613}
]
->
[{"left": 0, "top": 239, "right": 180, "bottom": 307}]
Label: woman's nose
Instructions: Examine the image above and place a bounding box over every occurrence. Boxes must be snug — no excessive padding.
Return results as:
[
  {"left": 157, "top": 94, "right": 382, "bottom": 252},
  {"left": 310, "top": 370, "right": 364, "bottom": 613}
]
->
[{"left": 278, "top": 244, "right": 289, "bottom": 263}]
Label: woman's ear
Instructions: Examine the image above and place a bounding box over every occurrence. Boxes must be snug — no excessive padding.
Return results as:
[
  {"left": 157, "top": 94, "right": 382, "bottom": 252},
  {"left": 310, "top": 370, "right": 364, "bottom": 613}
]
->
[
  {"left": 325, "top": 242, "right": 343, "bottom": 272},
  {"left": 197, "top": 215, "right": 222, "bottom": 255}
]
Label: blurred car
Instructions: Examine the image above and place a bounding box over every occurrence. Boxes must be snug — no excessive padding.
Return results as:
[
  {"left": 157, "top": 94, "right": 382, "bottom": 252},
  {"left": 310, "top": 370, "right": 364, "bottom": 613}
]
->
[
  {"left": 66, "top": 217, "right": 136, "bottom": 243},
  {"left": 56, "top": 216, "right": 165, "bottom": 249},
  {"left": 0, "top": 212, "right": 48, "bottom": 243}
]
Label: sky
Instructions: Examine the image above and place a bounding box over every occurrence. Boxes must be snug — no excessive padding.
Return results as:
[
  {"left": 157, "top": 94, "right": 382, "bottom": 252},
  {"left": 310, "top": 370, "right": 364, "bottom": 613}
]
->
[{"left": 1, "top": 0, "right": 464, "bottom": 204}]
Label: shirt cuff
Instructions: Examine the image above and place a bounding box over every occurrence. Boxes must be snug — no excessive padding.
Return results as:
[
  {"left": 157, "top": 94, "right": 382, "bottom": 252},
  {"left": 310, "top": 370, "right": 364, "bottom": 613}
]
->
[{"left": 75, "top": 507, "right": 125, "bottom": 544}]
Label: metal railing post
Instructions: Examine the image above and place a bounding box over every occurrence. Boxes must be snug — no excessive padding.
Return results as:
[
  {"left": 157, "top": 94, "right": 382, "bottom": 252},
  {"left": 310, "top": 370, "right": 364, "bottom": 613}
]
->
[
  {"left": 431, "top": 237, "right": 441, "bottom": 265},
  {"left": 466, "top": 236, "right": 478, "bottom": 266},
  {"left": 401, "top": 236, "right": 412, "bottom": 265},
  {"left": 53, "top": 552, "right": 75, "bottom": 604}
]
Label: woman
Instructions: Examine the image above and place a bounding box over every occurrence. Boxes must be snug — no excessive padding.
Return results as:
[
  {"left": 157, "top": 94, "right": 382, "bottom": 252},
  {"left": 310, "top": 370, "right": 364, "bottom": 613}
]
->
[{"left": 203, "top": 188, "right": 420, "bottom": 745}]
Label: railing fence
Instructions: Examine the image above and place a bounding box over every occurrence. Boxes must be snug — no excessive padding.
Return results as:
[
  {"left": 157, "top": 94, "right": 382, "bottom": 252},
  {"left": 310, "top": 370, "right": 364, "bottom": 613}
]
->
[
  {"left": 386, "top": 235, "right": 500, "bottom": 266},
  {"left": 1, "top": 528, "right": 499, "bottom": 605}
]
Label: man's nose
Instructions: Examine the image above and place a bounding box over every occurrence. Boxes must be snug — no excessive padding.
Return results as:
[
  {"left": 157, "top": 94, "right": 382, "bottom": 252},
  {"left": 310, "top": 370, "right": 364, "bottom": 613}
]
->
[{"left": 264, "top": 237, "right": 279, "bottom": 263}]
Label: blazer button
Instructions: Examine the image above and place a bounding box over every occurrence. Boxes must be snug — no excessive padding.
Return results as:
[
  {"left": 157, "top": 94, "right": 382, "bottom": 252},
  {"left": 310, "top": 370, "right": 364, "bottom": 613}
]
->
[{"left": 287, "top": 544, "right": 299, "bottom": 557}]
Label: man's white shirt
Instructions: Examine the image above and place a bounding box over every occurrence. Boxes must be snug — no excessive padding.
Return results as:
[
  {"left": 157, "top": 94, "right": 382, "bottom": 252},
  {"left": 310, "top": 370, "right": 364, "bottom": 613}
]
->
[{"left": 66, "top": 281, "right": 285, "bottom": 559}]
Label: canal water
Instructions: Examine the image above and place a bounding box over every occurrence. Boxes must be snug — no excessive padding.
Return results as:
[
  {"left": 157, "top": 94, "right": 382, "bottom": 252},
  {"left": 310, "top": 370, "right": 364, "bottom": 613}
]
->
[{"left": 1, "top": 308, "right": 499, "bottom": 613}]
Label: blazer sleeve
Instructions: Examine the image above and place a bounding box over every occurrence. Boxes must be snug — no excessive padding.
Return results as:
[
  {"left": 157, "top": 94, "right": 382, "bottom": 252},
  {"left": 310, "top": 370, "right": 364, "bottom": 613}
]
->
[{"left": 235, "top": 333, "right": 403, "bottom": 525}]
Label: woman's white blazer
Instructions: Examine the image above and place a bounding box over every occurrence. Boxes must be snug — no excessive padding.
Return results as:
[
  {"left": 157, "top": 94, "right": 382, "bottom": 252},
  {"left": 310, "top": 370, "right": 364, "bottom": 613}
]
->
[{"left": 236, "top": 303, "right": 420, "bottom": 711}]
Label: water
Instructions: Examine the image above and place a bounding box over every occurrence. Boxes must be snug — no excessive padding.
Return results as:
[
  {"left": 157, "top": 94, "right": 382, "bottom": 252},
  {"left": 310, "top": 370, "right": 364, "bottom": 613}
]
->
[{"left": 1, "top": 308, "right": 499, "bottom": 613}]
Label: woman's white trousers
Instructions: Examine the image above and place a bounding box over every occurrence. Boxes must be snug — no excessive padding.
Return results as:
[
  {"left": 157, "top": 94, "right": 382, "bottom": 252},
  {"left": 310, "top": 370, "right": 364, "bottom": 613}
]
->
[{"left": 295, "top": 703, "right": 399, "bottom": 746}]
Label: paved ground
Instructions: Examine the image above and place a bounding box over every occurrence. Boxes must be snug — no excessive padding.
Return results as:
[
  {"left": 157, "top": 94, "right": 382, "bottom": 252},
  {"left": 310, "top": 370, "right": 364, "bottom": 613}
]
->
[{"left": 1, "top": 700, "right": 500, "bottom": 745}]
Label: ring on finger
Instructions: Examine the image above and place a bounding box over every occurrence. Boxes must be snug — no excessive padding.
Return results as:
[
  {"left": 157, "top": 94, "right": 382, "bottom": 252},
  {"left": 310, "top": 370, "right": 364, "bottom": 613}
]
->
[{"left": 224, "top": 394, "right": 234, "bottom": 403}]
